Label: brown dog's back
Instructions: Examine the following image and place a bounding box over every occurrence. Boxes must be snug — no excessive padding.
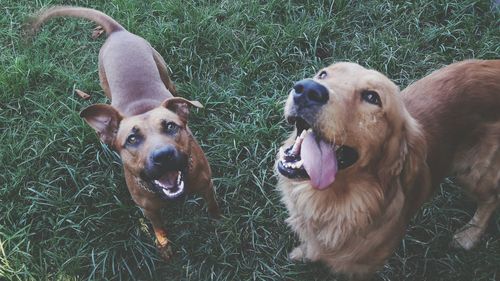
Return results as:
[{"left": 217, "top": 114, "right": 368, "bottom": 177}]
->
[
  {"left": 29, "top": 6, "right": 173, "bottom": 117},
  {"left": 402, "top": 60, "right": 500, "bottom": 186}
]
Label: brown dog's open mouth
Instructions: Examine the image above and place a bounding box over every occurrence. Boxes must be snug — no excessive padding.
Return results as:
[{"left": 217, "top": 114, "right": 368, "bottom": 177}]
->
[
  {"left": 138, "top": 170, "right": 186, "bottom": 199},
  {"left": 278, "top": 117, "right": 358, "bottom": 190},
  {"left": 151, "top": 171, "right": 185, "bottom": 199}
]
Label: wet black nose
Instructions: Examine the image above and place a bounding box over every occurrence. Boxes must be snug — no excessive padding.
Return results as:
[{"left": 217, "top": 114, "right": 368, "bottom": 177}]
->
[
  {"left": 293, "top": 79, "right": 329, "bottom": 105},
  {"left": 150, "top": 145, "right": 177, "bottom": 167}
]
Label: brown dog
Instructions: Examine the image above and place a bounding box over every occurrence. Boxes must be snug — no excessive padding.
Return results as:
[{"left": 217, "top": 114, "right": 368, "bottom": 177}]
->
[
  {"left": 276, "top": 60, "right": 500, "bottom": 280},
  {"left": 30, "top": 6, "right": 220, "bottom": 260}
]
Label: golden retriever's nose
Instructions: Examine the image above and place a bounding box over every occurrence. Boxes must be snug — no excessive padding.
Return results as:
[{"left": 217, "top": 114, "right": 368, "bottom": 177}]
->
[{"left": 293, "top": 79, "right": 329, "bottom": 106}]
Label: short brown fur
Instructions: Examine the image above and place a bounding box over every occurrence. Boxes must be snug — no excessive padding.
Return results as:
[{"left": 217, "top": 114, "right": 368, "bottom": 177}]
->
[
  {"left": 277, "top": 60, "right": 500, "bottom": 280},
  {"left": 30, "top": 6, "right": 220, "bottom": 260}
]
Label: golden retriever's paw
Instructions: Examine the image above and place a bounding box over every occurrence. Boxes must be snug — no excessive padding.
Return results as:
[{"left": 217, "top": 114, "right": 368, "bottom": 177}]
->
[
  {"left": 289, "top": 246, "right": 306, "bottom": 262},
  {"left": 157, "top": 242, "right": 174, "bottom": 261},
  {"left": 451, "top": 224, "right": 482, "bottom": 250}
]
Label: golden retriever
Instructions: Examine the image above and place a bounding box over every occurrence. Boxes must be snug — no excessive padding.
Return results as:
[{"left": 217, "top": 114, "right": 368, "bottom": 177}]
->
[{"left": 276, "top": 60, "right": 500, "bottom": 280}]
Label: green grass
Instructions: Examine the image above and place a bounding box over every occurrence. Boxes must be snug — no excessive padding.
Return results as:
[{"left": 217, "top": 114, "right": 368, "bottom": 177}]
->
[{"left": 1, "top": 0, "right": 499, "bottom": 280}]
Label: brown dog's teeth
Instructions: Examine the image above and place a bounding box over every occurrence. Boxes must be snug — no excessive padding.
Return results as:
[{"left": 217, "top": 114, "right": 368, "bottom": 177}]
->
[
  {"left": 154, "top": 180, "right": 164, "bottom": 188},
  {"left": 176, "top": 171, "right": 181, "bottom": 185}
]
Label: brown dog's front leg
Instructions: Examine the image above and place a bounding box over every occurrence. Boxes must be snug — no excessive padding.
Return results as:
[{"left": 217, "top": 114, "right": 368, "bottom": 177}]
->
[
  {"left": 143, "top": 209, "right": 173, "bottom": 261},
  {"left": 202, "top": 181, "right": 221, "bottom": 218}
]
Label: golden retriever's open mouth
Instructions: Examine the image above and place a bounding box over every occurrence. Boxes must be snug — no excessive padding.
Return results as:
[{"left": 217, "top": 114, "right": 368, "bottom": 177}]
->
[{"left": 278, "top": 117, "right": 358, "bottom": 190}]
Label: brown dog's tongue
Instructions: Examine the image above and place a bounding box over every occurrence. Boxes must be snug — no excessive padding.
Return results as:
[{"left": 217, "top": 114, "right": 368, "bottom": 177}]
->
[{"left": 300, "top": 131, "right": 338, "bottom": 190}]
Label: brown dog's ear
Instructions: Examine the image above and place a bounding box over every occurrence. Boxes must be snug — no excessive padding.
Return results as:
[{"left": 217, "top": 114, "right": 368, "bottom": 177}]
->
[
  {"left": 161, "top": 97, "right": 203, "bottom": 123},
  {"left": 80, "top": 104, "right": 122, "bottom": 147}
]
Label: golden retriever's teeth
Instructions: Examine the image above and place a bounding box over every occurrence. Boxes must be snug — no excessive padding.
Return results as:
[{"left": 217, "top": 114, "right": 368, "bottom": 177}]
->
[
  {"left": 282, "top": 160, "right": 304, "bottom": 170},
  {"left": 291, "top": 134, "right": 305, "bottom": 155},
  {"left": 290, "top": 129, "right": 312, "bottom": 156},
  {"left": 299, "top": 129, "right": 308, "bottom": 139}
]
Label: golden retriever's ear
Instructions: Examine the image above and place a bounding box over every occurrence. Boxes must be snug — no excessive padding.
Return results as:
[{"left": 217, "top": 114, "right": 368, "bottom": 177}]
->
[{"left": 378, "top": 112, "right": 427, "bottom": 191}]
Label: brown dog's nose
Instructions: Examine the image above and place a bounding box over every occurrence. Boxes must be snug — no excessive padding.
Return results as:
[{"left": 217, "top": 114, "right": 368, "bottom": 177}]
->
[
  {"left": 293, "top": 79, "right": 329, "bottom": 105},
  {"left": 145, "top": 145, "right": 188, "bottom": 179},
  {"left": 151, "top": 145, "right": 177, "bottom": 167}
]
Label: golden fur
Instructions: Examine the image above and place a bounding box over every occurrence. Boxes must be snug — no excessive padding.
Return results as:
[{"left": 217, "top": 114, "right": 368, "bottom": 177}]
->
[{"left": 276, "top": 60, "right": 500, "bottom": 280}]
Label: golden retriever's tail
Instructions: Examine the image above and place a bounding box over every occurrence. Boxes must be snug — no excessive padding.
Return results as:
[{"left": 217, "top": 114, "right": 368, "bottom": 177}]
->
[{"left": 28, "top": 6, "right": 125, "bottom": 36}]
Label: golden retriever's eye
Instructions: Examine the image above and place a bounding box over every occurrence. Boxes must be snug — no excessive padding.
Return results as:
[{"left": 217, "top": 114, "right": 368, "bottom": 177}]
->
[
  {"left": 361, "top": 90, "right": 382, "bottom": 107},
  {"left": 318, "top": 71, "right": 327, "bottom": 79}
]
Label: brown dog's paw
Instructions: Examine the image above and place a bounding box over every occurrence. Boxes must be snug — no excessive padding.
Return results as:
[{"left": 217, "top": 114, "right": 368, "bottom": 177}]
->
[
  {"left": 91, "top": 26, "right": 104, "bottom": 39},
  {"left": 157, "top": 242, "right": 174, "bottom": 261},
  {"left": 208, "top": 205, "right": 222, "bottom": 219}
]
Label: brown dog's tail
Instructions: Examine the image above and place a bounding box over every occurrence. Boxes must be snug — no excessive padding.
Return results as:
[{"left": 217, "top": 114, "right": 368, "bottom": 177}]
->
[{"left": 29, "top": 6, "right": 124, "bottom": 36}]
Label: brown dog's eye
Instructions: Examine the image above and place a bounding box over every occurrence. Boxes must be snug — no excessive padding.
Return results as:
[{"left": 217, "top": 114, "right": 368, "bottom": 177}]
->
[
  {"left": 163, "top": 121, "right": 179, "bottom": 134},
  {"left": 361, "top": 90, "right": 382, "bottom": 107},
  {"left": 318, "top": 71, "right": 327, "bottom": 79},
  {"left": 126, "top": 134, "right": 140, "bottom": 146}
]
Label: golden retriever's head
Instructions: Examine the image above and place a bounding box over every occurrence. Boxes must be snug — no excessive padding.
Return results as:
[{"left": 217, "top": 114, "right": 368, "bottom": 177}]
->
[
  {"left": 277, "top": 62, "right": 426, "bottom": 191},
  {"left": 80, "top": 97, "right": 203, "bottom": 200}
]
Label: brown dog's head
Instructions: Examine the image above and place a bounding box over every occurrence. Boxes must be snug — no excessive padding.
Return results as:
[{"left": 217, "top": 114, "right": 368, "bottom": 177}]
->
[
  {"left": 80, "top": 97, "right": 203, "bottom": 199},
  {"left": 277, "top": 62, "right": 426, "bottom": 191}
]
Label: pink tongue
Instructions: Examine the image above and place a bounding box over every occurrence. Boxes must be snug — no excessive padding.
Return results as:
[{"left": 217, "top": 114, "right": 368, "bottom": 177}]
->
[
  {"left": 300, "top": 132, "right": 338, "bottom": 190},
  {"left": 158, "top": 171, "right": 178, "bottom": 187}
]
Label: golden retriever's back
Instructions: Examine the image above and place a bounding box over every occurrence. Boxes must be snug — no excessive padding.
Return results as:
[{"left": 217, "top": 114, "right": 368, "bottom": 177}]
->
[{"left": 402, "top": 60, "right": 500, "bottom": 185}]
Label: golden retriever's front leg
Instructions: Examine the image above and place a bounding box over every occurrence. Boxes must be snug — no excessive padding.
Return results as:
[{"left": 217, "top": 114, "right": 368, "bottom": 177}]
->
[
  {"left": 289, "top": 242, "right": 321, "bottom": 262},
  {"left": 452, "top": 199, "right": 499, "bottom": 250},
  {"left": 289, "top": 244, "right": 306, "bottom": 261}
]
